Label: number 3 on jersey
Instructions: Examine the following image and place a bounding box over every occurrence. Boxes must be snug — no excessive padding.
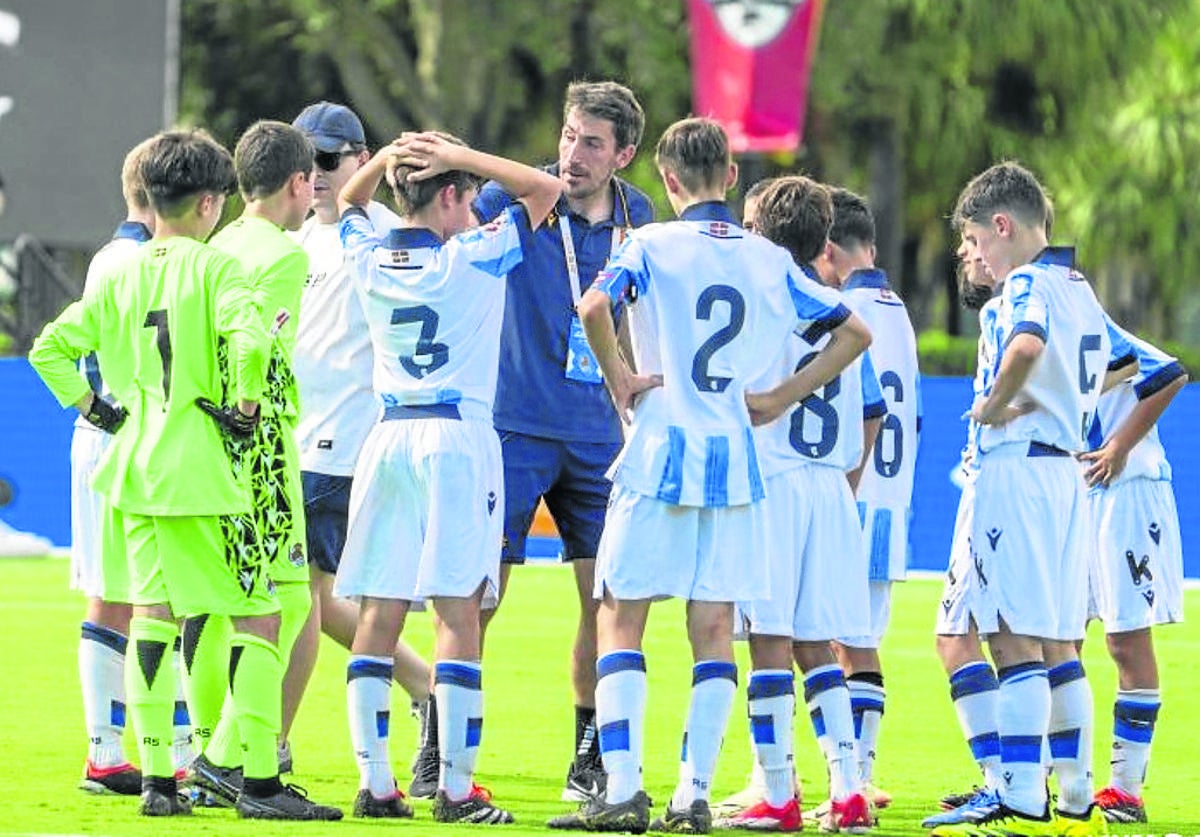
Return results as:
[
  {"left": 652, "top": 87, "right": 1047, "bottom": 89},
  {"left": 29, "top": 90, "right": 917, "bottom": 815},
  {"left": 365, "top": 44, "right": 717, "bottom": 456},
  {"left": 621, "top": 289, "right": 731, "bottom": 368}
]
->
[{"left": 391, "top": 305, "right": 449, "bottom": 379}]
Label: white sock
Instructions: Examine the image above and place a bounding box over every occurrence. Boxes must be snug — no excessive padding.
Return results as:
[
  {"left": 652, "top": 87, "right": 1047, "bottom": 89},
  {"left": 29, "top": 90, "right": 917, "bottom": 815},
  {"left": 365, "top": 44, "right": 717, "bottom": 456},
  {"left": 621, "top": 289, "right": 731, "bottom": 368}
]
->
[
  {"left": 996, "top": 662, "right": 1050, "bottom": 818},
  {"left": 79, "top": 622, "right": 128, "bottom": 768},
  {"left": 803, "top": 664, "right": 859, "bottom": 801},
  {"left": 747, "top": 669, "right": 795, "bottom": 807},
  {"left": 435, "top": 660, "right": 483, "bottom": 801},
  {"left": 671, "top": 661, "right": 737, "bottom": 808},
  {"left": 1048, "top": 661, "right": 1093, "bottom": 815},
  {"left": 1110, "top": 688, "right": 1160, "bottom": 798},
  {"left": 596, "top": 650, "right": 646, "bottom": 805},
  {"left": 949, "top": 661, "right": 1003, "bottom": 789},
  {"left": 171, "top": 639, "right": 194, "bottom": 770},
  {"left": 847, "top": 676, "right": 884, "bottom": 786},
  {"left": 347, "top": 655, "right": 396, "bottom": 798}
]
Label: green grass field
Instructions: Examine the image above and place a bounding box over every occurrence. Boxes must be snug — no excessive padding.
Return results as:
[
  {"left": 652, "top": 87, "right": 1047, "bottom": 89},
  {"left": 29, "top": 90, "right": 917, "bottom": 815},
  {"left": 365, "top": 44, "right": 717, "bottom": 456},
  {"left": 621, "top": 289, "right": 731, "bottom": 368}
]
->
[{"left": 2, "top": 557, "right": 1197, "bottom": 836}]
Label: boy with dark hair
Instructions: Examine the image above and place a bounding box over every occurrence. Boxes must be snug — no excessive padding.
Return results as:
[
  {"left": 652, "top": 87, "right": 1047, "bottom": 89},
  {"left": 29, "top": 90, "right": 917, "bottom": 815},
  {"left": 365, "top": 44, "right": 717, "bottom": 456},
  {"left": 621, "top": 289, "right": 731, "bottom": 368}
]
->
[
  {"left": 472, "top": 80, "right": 654, "bottom": 803},
  {"left": 548, "top": 120, "right": 871, "bottom": 834},
  {"left": 334, "top": 131, "right": 561, "bottom": 825},
  {"left": 933, "top": 161, "right": 1121, "bottom": 836},
  {"left": 180, "top": 120, "right": 341, "bottom": 821},
  {"left": 28, "top": 128, "right": 319, "bottom": 818}
]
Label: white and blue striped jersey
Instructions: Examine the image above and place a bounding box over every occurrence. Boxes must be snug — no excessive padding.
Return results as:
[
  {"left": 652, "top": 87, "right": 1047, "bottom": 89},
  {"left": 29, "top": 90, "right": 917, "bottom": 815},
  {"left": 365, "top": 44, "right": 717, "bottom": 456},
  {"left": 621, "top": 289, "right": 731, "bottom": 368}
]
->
[
  {"left": 842, "top": 269, "right": 921, "bottom": 508},
  {"left": 592, "top": 201, "right": 850, "bottom": 508},
  {"left": 954, "top": 297, "right": 1002, "bottom": 487},
  {"left": 339, "top": 204, "right": 527, "bottom": 421},
  {"left": 752, "top": 264, "right": 886, "bottom": 478},
  {"left": 978, "top": 247, "right": 1126, "bottom": 455},
  {"left": 1087, "top": 320, "right": 1185, "bottom": 486}
]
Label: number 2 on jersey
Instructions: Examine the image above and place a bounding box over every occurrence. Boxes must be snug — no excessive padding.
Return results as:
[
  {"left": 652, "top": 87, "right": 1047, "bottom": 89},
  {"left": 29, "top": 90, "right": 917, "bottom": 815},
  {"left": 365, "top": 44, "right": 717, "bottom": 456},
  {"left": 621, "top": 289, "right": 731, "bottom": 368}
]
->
[
  {"left": 391, "top": 305, "right": 449, "bottom": 378},
  {"left": 691, "top": 284, "right": 745, "bottom": 393},
  {"left": 144, "top": 308, "right": 172, "bottom": 401}
]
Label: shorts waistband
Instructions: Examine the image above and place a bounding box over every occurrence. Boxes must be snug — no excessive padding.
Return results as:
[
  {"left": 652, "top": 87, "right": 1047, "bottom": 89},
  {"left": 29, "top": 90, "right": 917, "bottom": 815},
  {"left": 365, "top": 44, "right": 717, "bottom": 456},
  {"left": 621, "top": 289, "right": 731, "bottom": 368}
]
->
[
  {"left": 1027, "top": 441, "right": 1070, "bottom": 458},
  {"left": 382, "top": 403, "right": 461, "bottom": 421},
  {"left": 982, "top": 440, "right": 1073, "bottom": 459}
]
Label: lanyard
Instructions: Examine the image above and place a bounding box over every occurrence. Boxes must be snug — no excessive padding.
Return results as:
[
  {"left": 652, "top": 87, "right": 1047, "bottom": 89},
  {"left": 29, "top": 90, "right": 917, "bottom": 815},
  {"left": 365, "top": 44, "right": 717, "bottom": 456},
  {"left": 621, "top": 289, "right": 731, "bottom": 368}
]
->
[{"left": 559, "top": 180, "right": 631, "bottom": 308}]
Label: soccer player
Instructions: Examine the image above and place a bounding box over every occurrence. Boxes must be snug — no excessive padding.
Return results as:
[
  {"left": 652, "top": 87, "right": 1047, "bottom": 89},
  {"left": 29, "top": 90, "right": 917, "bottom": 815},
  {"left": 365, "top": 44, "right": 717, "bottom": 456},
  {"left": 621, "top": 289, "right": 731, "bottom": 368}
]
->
[
  {"left": 546, "top": 119, "right": 871, "bottom": 834},
  {"left": 718, "top": 176, "right": 882, "bottom": 834},
  {"left": 471, "top": 81, "right": 654, "bottom": 803},
  {"left": 933, "top": 161, "right": 1117, "bottom": 836},
  {"left": 824, "top": 188, "right": 921, "bottom": 810},
  {"left": 285, "top": 100, "right": 434, "bottom": 786},
  {"left": 1082, "top": 324, "right": 1187, "bottom": 824},
  {"left": 921, "top": 237, "right": 1008, "bottom": 830},
  {"left": 29, "top": 129, "right": 340, "bottom": 821},
  {"left": 69, "top": 137, "right": 174, "bottom": 797},
  {"left": 334, "top": 131, "right": 560, "bottom": 824},
  {"left": 180, "top": 120, "right": 321, "bottom": 804}
]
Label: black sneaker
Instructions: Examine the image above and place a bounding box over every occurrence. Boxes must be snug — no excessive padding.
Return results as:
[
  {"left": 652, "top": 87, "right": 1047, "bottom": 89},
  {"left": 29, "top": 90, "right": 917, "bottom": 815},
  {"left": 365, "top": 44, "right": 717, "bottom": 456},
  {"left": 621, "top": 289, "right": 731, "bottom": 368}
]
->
[
  {"left": 649, "top": 799, "right": 712, "bottom": 834},
  {"left": 354, "top": 787, "right": 414, "bottom": 818},
  {"left": 562, "top": 752, "right": 607, "bottom": 802},
  {"left": 432, "top": 787, "right": 514, "bottom": 824},
  {"left": 940, "top": 784, "right": 984, "bottom": 811},
  {"left": 409, "top": 744, "right": 440, "bottom": 799},
  {"left": 183, "top": 753, "right": 243, "bottom": 807},
  {"left": 235, "top": 783, "right": 344, "bottom": 820},
  {"left": 79, "top": 760, "right": 142, "bottom": 796},
  {"left": 548, "top": 789, "right": 651, "bottom": 833},
  {"left": 139, "top": 788, "right": 193, "bottom": 817}
]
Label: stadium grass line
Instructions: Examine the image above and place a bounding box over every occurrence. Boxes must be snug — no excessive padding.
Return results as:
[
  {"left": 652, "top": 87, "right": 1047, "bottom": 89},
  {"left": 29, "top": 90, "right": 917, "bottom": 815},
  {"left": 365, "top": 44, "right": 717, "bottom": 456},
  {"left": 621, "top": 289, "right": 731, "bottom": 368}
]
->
[{"left": 2, "top": 557, "right": 1197, "bottom": 835}]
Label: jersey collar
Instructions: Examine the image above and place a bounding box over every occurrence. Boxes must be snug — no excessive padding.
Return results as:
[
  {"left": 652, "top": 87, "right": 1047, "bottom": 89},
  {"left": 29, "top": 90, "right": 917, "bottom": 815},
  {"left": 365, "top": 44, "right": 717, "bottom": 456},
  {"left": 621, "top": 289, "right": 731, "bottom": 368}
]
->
[
  {"left": 843, "top": 267, "right": 891, "bottom": 291},
  {"left": 382, "top": 227, "right": 443, "bottom": 250},
  {"left": 679, "top": 200, "right": 737, "bottom": 224},
  {"left": 113, "top": 221, "right": 153, "bottom": 243},
  {"left": 1031, "top": 246, "right": 1076, "bottom": 268}
]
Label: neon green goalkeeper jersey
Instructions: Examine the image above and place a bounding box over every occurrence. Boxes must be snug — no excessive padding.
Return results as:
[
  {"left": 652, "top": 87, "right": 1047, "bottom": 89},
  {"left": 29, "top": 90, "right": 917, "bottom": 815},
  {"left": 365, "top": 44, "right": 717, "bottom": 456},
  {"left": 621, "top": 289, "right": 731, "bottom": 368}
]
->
[
  {"left": 29, "top": 235, "right": 270, "bottom": 516},
  {"left": 210, "top": 215, "right": 308, "bottom": 421}
]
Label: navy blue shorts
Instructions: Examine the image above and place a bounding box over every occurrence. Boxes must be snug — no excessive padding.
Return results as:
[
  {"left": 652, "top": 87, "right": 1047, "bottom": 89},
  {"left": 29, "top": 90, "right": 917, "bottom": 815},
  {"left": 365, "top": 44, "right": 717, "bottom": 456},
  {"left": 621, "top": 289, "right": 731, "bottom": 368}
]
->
[
  {"left": 499, "top": 432, "right": 620, "bottom": 564},
  {"left": 302, "top": 471, "right": 352, "bottom": 575}
]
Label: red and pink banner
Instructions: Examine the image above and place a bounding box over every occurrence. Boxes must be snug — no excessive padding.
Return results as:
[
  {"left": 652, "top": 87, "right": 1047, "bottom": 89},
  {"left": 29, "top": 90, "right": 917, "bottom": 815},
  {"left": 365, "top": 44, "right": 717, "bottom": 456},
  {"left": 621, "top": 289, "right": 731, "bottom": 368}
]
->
[{"left": 688, "top": 0, "right": 826, "bottom": 153}]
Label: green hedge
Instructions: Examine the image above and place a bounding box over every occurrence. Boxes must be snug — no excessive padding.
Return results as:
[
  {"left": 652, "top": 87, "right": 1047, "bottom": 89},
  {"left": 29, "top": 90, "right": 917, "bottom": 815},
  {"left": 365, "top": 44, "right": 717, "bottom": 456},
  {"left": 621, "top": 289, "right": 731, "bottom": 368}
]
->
[{"left": 918, "top": 329, "right": 1198, "bottom": 378}]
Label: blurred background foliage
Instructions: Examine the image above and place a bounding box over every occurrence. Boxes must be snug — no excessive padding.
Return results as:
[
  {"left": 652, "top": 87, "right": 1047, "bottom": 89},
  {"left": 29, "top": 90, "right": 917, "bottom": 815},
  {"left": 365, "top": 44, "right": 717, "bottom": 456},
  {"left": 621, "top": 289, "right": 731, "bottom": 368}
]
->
[{"left": 180, "top": 0, "right": 1199, "bottom": 373}]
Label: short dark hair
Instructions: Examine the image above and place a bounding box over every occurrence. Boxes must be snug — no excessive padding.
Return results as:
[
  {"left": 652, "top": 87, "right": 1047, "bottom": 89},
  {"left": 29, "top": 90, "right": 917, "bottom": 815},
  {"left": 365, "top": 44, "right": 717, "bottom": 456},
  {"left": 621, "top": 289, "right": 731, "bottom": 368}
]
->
[
  {"left": 752, "top": 175, "right": 832, "bottom": 266},
  {"left": 744, "top": 178, "right": 777, "bottom": 204},
  {"left": 120, "top": 137, "right": 155, "bottom": 211},
  {"left": 386, "top": 132, "right": 480, "bottom": 216},
  {"left": 829, "top": 187, "right": 875, "bottom": 250},
  {"left": 564, "top": 81, "right": 645, "bottom": 150},
  {"left": 655, "top": 117, "right": 730, "bottom": 196},
  {"left": 234, "top": 120, "right": 314, "bottom": 200},
  {"left": 139, "top": 129, "right": 236, "bottom": 218},
  {"left": 953, "top": 160, "right": 1050, "bottom": 231}
]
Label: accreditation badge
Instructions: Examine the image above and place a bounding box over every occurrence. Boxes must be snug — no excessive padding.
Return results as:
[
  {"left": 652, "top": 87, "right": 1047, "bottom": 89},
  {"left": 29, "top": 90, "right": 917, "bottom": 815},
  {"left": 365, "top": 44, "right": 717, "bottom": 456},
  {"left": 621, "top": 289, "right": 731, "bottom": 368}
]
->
[{"left": 565, "top": 313, "right": 603, "bottom": 383}]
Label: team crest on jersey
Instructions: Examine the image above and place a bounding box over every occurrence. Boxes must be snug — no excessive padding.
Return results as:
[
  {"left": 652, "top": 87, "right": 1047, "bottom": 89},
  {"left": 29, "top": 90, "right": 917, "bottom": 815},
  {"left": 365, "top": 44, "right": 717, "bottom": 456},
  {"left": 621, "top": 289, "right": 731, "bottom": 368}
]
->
[
  {"left": 289, "top": 543, "right": 306, "bottom": 568},
  {"left": 707, "top": 0, "right": 803, "bottom": 48},
  {"left": 391, "top": 249, "right": 411, "bottom": 265},
  {"left": 1143, "top": 589, "right": 1156, "bottom": 607},
  {"left": 708, "top": 221, "right": 732, "bottom": 237},
  {"left": 1148, "top": 521, "right": 1161, "bottom": 545}
]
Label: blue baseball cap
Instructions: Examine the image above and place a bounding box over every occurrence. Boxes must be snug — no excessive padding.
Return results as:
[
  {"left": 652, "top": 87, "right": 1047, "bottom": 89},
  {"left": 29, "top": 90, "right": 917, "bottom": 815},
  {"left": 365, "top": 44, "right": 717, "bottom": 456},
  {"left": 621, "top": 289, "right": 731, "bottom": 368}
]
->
[{"left": 292, "top": 101, "right": 366, "bottom": 152}]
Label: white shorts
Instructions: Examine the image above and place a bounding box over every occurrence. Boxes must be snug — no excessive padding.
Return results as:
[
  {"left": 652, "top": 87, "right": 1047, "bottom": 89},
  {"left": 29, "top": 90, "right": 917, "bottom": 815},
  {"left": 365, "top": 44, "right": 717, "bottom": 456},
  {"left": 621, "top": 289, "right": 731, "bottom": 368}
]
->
[
  {"left": 936, "top": 483, "right": 977, "bottom": 636},
  {"left": 860, "top": 501, "right": 909, "bottom": 581},
  {"left": 1087, "top": 478, "right": 1184, "bottom": 633},
  {"left": 736, "top": 465, "right": 869, "bottom": 641},
  {"left": 594, "top": 483, "right": 766, "bottom": 603},
  {"left": 69, "top": 426, "right": 119, "bottom": 599},
  {"left": 335, "top": 416, "right": 502, "bottom": 606},
  {"left": 839, "top": 581, "right": 892, "bottom": 649},
  {"left": 969, "top": 447, "right": 1091, "bottom": 641}
]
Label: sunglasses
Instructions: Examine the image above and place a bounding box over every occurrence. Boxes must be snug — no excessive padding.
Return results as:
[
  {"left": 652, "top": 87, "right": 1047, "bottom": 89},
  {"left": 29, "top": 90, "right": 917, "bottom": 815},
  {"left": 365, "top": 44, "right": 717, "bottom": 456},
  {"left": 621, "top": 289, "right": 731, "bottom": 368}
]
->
[{"left": 314, "top": 149, "right": 357, "bottom": 172}]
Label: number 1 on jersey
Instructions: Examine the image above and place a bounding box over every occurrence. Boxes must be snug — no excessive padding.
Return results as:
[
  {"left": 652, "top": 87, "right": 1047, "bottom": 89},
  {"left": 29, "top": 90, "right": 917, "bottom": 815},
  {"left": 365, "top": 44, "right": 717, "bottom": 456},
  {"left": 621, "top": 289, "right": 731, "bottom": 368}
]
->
[{"left": 144, "top": 308, "right": 172, "bottom": 402}]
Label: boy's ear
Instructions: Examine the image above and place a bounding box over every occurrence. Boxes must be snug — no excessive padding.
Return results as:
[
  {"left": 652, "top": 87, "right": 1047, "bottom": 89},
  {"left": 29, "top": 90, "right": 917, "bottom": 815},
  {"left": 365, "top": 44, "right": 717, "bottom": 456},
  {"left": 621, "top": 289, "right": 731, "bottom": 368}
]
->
[
  {"left": 290, "top": 170, "right": 310, "bottom": 197},
  {"left": 723, "top": 162, "right": 738, "bottom": 193},
  {"left": 992, "top": 211, "right": 1014, "bottom": 238},
  {"left": 660, "top": 167, "right": 682, "bottom": 199}
]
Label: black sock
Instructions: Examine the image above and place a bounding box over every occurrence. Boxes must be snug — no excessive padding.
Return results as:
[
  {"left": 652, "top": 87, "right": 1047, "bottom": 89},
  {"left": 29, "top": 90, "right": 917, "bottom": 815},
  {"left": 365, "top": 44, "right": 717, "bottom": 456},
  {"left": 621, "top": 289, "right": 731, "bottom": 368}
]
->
[
  {"left": 847, "top": 671, "right": 884, "bottom": 688},
  {"left": 143, "top": 775, "right": 177, "bottom": 795},
  {"left": 574, "top": 705, "right": 597, "bottom": 759},
  {"left": 243, "top": 776, "right": 284, "bottom": 798},
  {"left": 422, "top": 695, "right": 439, "bottom": 750}
]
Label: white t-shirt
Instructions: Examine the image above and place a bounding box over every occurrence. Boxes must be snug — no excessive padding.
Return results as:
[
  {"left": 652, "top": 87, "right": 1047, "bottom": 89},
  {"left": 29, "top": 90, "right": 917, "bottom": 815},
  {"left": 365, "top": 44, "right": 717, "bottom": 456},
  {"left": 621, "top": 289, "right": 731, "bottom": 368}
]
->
[{"left": 291, "top": 201, "right": 399, "bottom": 475}]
